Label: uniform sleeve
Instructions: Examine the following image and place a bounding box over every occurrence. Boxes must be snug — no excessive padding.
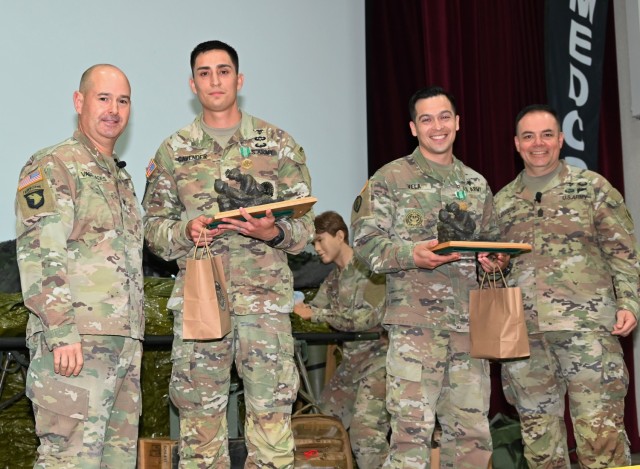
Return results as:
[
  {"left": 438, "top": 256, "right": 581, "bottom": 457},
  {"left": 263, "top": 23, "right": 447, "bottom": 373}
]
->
[
  {"left": 310, "top": 265, "right": 385, "bottom": 331},
  {"left": 15, "top": 157, "right": 80, "bottom": 349},
  {"left": 352, "top": 177, "right": 417, "bottom": 274},
  {"left": 308, "top": 275, "right": 334, "bottom": 323},
  {"left": 271, "top": 139, "right": 314, "bottom": 254},
  {"left": 594, "top": 184, "right": 640, "bottom": 317},
  {"left": 142, "top": 144, "right": 193, "bottom": 261}
]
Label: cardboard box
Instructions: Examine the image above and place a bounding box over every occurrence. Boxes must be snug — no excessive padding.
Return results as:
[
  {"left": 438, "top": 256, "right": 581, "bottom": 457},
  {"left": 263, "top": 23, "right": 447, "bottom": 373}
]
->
[{"left": 138, "top": 438, "right": 178, "bottom": 469}]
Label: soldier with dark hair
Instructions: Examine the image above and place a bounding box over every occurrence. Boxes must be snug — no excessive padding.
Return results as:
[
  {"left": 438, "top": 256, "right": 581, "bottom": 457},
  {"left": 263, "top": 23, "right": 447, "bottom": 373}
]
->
[
  {"left": 480, "top": 104, "right": 639, "bottom": 468},
  {"left": 143, "top": 40, "right": 314, "bottom": 468},
  {"left": 294, "top": 211, "right": 389, "bottom": 468},
  {"left": 352, "top": 86, "right": 498, "bottom": 468}
]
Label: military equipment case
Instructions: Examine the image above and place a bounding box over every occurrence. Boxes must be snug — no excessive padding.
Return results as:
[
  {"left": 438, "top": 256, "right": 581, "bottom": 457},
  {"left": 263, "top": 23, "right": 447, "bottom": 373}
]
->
[{"left": 291, "top": 413, "right": 354, "bottom": 469}]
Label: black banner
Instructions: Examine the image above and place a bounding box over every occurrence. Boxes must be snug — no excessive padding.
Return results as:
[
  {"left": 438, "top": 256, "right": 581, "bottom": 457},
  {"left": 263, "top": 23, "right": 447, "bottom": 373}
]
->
[{"left": 544, "top": 0, "right": 609, "bottom": 170}]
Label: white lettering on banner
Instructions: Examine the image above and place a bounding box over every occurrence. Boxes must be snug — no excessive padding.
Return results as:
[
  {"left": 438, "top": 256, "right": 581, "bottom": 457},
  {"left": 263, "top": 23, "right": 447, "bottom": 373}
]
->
[
  {"left": 563, "top": 111, "right": 585, "bottom": 151},
  {"left": 563, "top": 2, "right": 595, "bottom": 154},
  {"left": 570, "top": 0, "right": 596, "bottom": 24},
  {"left": 569, "top": 20, "right": 593, "bottom": 66},
  {"left": 569, "top": 63, "right": 589, "bottom": 107}
]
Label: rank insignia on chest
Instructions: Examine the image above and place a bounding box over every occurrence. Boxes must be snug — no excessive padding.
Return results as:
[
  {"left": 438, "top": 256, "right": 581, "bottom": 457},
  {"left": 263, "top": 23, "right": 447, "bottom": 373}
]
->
[{"left": 408, "top": 183, "right": 421, "bottom": 190}]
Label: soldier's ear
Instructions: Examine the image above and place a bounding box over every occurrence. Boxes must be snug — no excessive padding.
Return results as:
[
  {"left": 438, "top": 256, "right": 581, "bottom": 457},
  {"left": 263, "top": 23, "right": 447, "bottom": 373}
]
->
[{"left": 73, "top": 91, "right": 84, "bottom": 114}]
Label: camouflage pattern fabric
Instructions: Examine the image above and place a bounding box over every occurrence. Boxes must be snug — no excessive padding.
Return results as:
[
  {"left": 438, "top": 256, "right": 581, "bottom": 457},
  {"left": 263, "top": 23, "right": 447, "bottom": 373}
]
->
[
  {"left": 15, "top": 131, "right": 145, "bottom": 467},
  {"left": 351, "top": 148, "right": 499, "bottom": 330},
  {"left": 170, "top": 314, "right": 298, "bottom": 469},
  {"left": 309, "top": 256, "right": 389, "bottom": 468},
  {"left": 351, "top": 148, "right": 498, "bottom": 468},
  {"left": 310, "top": 256, "right": 386, "bottom": 332},
  {"left": 495, "top": 161, "right": 640, "bottom": 332},
  {"left": 15, "top": 131, "right": 145, "bottom": 347},
  {"left": 143, "top": 112, "right": 313, "bottom": 468},
  {"left": 319, "top": 349, "right": 389, "bottom": 468},
  {"left": 27, "top": 334, "right": 142, "bottom": 469},
  {"left": 502, "top": 332, "right": 630, "bottom": 468},
  {"left": 385, "top": 326, "right": 492, "bottom": 469},
  {"left": 495, "top": 161, "right": 639, "bottom": 468}
]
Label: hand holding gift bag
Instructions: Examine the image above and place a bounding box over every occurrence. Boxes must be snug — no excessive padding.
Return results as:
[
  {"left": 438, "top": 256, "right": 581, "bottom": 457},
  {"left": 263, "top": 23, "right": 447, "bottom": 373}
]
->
[
  {"left": 469, "top": 268, "right": 529, "bottom": 359},
  {"left": 183, "top": 229, "right": 231, "bottom": 339}
]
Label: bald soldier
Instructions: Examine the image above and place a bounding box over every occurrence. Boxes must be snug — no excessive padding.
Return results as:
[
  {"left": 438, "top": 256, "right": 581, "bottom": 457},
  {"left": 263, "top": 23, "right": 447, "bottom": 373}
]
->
[{"left": 15, "top": 64, "right": 144, "bottom": 468}]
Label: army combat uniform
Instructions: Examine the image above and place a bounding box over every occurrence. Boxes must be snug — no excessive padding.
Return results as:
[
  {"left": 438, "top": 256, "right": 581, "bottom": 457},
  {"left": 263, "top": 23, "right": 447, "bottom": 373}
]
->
[
  {"left": 352, "top": 148, "right": 499, "bottom": 469},
  {"left": 308, "top": 255, "right": 390, "bottom": 468},
  {"left": 15, "top": 130, "right": 144, "bottom": 469},
  {"left": 495, "top": 160, "right": 639, "bottom": 468},
  {"left": 143, "top": 112, "right": 314, "bottom": 469}
]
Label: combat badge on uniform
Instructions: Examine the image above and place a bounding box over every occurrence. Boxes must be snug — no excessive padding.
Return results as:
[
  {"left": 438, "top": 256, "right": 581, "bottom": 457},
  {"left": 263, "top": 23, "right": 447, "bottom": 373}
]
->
[
  {"left": 17, "top": 167, "right": 55, "bottom": 218},
  {"left": 404, "top": 209, "right": 424, "bottom": 227}
]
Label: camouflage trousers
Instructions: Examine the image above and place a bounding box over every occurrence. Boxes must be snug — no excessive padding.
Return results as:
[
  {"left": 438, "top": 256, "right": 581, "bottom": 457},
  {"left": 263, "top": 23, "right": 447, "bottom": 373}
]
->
[
  {"left": 383, "top": 326, "right": 492, "bottom": 469},
  {"left": 502, "top": 331, "right": 631, "bottom": 469},
  {"left": 26, "top": 334, "right": 142, "bottom": 469},
  {"left": 319, "top": 339, "right": 390, "bottom": 469},
  {"left": 169, "top": 313, "right": 299, "bottom": 469}
]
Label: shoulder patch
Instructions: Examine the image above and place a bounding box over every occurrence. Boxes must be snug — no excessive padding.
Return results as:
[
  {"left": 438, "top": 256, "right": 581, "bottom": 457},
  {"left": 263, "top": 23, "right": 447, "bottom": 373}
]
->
[
  {"left": 17, "top": 167, "right": 55, "bottom": 219},
  {"left": 351, "top": 180, "right": 372, "bottom": 223},
  {"left": 145, "top": 158, "right": 158, "bottom": 179}
]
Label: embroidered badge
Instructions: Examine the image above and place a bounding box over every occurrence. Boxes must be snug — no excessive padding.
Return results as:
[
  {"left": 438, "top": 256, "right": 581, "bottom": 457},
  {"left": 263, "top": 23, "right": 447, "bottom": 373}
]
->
[
  {"left": 404, "top": 209, "right": 424, "bottom": 228},
  {"left": 17, "top": 166, "right": 55, "bottom": 218},
  {"left": 353, "top": 195, "right": 362, "bottom": 213},
  {"left": 18, "top": 168, "right": 44, "bottom": 190},
  {"left": 24, "top": 189, "right": 46, "bottom": 209},
  {"left": 146, "top": 159, "right": 157, "bottom": 178}
]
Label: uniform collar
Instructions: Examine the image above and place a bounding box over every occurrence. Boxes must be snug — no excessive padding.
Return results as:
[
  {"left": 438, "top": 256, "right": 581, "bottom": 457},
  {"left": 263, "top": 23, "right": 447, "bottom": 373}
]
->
[{"left": 73, "top": 129, "right": 118, "bottom": 173}]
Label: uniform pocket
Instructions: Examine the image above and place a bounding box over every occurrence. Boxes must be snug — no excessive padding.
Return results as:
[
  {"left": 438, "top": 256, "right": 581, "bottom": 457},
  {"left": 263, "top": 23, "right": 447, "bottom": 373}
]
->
[
  {"left": 26, "top": 372, "right": 89, "bottom": 441},
  {"left": 168, "top": 343, "right": 228, "bottom": 413},
  {"left": 599, "top": 336, "right": 628, "bottom": 401},
  {"left": 243, "top": 330, "right": 299, "bottom": 412}
]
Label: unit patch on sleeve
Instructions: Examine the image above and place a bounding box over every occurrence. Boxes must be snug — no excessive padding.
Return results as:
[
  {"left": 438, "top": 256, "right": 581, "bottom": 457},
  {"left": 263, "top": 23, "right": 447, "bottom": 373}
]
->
[{"left": 17, "top": 167, "right": 55, "bottom": 218}]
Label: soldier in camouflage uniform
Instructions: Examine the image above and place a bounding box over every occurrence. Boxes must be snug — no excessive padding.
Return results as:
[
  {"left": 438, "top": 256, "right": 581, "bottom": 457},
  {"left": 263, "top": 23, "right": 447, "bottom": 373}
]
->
[
  {"left": 352, "top": 86, "right": 498, "bottom": 468},
  {"left": 293, "top": 211, "right": 390, "bottom": 468},
  {"left": 142, "top": 40, "right": 314, "bottom": 468},
  {"left": 478, "top": 104, "right": 639, "bottom": 468},
  {"left": 15, "top": 64, "right": 144, "bottom": 468}
]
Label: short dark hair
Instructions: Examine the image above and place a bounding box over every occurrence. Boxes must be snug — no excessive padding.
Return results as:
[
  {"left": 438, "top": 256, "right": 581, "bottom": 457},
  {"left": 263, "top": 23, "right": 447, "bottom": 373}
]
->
[
  {"left": 514, "top": 104, "right": 561, "bottom": 134},
  {"left": 190, "top": 40, "right": 239, "bottom": 75},
  {"left": 314, "top": 211, "right": 349, "bottom": 242},
  {"left": 409, "top": 86, "right": 457, "bottom": 121}
]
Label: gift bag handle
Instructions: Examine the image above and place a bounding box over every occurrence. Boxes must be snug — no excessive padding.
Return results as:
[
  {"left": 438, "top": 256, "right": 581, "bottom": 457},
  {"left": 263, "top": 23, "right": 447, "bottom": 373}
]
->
[
  {"left": 192, "top": 228, "right": 213, "bottom": 260},
  {"left": 479, "top": 266, "right": 508, "bottom": 289}
]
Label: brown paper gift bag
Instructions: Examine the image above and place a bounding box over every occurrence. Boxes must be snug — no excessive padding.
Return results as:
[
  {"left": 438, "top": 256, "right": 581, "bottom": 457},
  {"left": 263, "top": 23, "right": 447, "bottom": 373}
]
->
[
  {"left": 183, "top": 230, "right": 231, "bottom": 340},
  {"left": 469, "top": 269, "right": 530, "bottom": 359}
]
